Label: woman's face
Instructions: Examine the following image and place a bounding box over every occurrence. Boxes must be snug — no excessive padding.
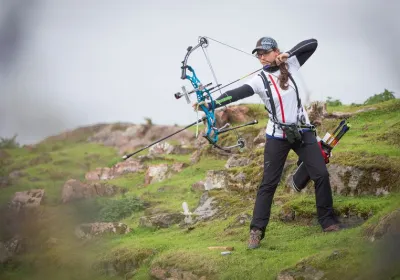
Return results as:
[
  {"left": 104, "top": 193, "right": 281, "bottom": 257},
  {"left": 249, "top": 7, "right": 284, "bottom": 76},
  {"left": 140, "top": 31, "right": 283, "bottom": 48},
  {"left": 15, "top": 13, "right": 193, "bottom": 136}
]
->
[{"left": 256, "top": 49, "right": 280, "bottom": 66}]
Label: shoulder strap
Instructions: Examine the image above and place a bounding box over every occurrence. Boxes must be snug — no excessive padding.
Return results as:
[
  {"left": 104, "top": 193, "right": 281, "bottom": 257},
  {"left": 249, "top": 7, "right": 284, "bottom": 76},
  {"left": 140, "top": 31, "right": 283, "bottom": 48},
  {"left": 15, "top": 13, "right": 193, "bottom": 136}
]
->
[
  {"left": 259, "top": 71, "right": 279, "bottom": 123},
  {"left": 288, "top": 74, "right": 301, "bottom": 109}
]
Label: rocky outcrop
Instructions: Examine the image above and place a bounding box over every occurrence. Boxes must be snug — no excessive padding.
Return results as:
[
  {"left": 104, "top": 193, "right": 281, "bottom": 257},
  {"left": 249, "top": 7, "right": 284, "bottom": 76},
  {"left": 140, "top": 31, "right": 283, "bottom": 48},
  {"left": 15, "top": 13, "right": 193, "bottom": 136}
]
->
[
  {"left": 366, "top": 209, "right": 400, "bottom": 242},
  {"left": 85, "top": 159, "right": 146, "bottom": 181},
  {"left": 150, "top": 266, "right": 207, "bottom": 280},
  {"left": 215, "top": 105, "right": 255, "bottom": 127},
  {"left": 0, "top": 235, "right": 25, "bottom": 264},
  {"left": 225, "top": 155, "right": 252, "bottom": 168},
  {"left": 277, "top": 264, "right": 325, "bottom": 280},
  {"left": 88, "top": 123, "right": 195, "bottom": 155},
  {"left": 94, "top": 248, "right": 154, "bottom": 278},
  {"left": 204, "top": 170, "right": 229, "bottom": 190},
  {"left": 10, "top": 189, "right": 45, "bottom": 211},
  {"left": 139, "top": 212, "right": 185, "bottom": 229},
  {"left": 74, "top": 222, "right": 130, "bottom": 239},
  {"left": 193, "top": 192, "right": 218, "bottom": 221},
  {"left": 144, "top": 163, "right": 187, "bottom": 185},
  {"left": 285, "top": 164, "right": 399, "bottom": 196},
  {"left": 61, "top": 179, "right": 123, "bottom": 203},
  {"left": 253, "top": 128, "right": 266, "bottom": 147},
  {"left": 306, "top": 101, "right": 327, "bottom": 126},
  {"left": 148, "top": 142, "right": 193, "bottom": 156}
]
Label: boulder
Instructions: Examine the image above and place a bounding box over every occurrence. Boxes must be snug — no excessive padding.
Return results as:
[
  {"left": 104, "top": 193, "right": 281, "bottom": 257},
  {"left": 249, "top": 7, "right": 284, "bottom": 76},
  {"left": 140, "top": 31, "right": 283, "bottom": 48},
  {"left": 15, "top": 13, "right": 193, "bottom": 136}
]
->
[
  {"left": 285, "top": 164, "right": 398, "bottom": 196},
  {"left": 139, "top": 213, "right": 185, "bottom": 228},
  {"left": 148, "top": 142, "right": 175, "bottom": 156},
  {"left": 204, "top": 170, "right": 229, "bottom": 190},
  {"left": 85, "top": 159, "right": 145, "bottom": 181},
  {"left": 150, "top": 266, "right": 207, "bottom": 280},
  {"left": 74, "top": 222, "right": 130, "bottom": 239},
  {"left": 225, "top": 155, "right": 251, "bottom": 168},
  {"left": 215, "top": 105, "right": 254, "bottom": 127},
  {"left": 144, "top": 163, "right": 187, "bottom": 185},
  {"left": 306, "top": 101, "right": 327, "bottom": 126},
  {"left": 366, "top": 209, "right": 400, "bottom": 242},
  {"left": 10, "top": 189, "right": 45, "bottom": 211},
  {"left": 193, "top": 192, "right": 218, "bottom": 221},
  {"left": 61, "top": 179, "right": 123, "bottom": 203}
]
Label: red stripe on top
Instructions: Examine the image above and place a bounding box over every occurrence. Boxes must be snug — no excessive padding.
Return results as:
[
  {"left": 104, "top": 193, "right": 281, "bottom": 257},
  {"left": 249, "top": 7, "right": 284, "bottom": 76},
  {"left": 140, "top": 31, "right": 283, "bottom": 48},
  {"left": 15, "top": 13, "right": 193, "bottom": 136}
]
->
[{"left": 269, "top": 74, "right": 286, "bottom": 138}]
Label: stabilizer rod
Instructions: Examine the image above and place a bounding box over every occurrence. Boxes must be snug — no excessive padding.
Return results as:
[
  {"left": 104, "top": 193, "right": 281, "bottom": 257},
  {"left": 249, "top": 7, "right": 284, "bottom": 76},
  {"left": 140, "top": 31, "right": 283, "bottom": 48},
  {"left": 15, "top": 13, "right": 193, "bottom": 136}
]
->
[{"left": 122, "top": 116, "right": 206, "bottom": 160}]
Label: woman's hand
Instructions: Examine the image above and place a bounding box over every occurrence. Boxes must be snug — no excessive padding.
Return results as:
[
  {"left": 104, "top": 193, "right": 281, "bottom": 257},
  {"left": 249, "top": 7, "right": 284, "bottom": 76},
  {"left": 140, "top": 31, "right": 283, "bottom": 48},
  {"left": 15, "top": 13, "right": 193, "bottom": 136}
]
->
[
  {"left": 275, "top": 53, "right": 289, "bottom": 65},
  {"left": 192, "top": 102, "right": 208, "bottom": 111}
]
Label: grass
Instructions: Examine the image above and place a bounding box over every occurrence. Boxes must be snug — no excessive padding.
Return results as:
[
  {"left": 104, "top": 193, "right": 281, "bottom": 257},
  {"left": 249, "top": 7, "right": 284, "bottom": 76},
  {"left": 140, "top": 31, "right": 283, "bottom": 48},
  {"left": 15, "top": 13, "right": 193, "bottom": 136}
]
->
[{"left": 1, "top": 100, "right": 399, "bottom": 279}]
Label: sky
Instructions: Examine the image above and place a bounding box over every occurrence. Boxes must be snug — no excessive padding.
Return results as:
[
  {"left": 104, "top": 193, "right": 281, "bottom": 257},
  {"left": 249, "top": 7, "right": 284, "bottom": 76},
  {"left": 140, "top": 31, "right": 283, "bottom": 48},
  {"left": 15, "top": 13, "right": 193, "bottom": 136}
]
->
[{"left": 0, "top": 0, "right": 399, "bottom": 144}]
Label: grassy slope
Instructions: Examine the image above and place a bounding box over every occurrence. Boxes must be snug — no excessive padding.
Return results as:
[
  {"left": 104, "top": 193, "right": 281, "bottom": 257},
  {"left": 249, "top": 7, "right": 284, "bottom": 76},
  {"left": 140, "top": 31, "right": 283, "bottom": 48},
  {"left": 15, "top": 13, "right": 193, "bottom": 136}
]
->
[{"left": 0, "top": 100, "right": 399, "bottom": 280}]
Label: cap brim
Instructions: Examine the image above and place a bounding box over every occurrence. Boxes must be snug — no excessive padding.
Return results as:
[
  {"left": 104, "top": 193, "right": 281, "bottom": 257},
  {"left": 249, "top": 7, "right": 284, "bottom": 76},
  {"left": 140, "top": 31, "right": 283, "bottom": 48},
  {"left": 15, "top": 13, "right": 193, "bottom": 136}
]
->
[{"left": 252, "top": 48, "right": 263, "bottom": 54}]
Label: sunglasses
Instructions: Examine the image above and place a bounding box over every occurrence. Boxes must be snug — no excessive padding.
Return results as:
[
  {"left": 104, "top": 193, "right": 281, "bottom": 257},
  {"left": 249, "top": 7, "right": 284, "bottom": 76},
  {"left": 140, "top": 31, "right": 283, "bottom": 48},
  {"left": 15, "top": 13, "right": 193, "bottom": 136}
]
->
[{"left": 255, "top": 50, "right": 272, "bottom": 58}]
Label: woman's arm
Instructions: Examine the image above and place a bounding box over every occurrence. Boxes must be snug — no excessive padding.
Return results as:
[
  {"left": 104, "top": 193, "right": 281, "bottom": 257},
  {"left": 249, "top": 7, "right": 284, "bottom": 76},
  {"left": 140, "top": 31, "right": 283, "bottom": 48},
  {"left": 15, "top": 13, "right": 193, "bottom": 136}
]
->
[
  {"left": 287, "top": 39, "right": 318, "bottom": 66},
  {"left": 211, "top": 84, "right": 255, "bottom": 109}
]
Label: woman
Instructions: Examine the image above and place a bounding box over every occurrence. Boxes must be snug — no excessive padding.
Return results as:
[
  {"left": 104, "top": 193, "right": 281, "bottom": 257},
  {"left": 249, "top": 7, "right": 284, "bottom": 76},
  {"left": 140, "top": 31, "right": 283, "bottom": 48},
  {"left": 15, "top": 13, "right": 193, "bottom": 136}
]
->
[{"left": 201, "top": 37, "right": 340, "bottom": 249}]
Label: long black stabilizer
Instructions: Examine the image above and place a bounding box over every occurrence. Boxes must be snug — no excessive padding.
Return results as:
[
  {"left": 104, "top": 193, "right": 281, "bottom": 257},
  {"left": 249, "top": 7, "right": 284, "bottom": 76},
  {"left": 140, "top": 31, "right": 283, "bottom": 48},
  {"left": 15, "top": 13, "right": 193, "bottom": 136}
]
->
[{"left": 122, "top": 116, "right": 206, "bottom": 160}]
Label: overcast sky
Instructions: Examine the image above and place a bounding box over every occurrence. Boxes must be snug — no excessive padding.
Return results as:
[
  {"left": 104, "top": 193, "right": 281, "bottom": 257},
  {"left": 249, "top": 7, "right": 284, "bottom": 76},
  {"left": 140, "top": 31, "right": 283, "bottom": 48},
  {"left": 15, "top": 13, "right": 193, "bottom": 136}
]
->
[{"left": 0, "top": 0, "right": 399, "bottom": 144}]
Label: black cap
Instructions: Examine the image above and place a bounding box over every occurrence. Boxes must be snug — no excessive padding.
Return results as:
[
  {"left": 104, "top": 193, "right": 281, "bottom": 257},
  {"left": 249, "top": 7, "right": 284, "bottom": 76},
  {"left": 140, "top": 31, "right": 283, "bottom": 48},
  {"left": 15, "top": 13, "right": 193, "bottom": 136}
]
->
[{"left": 252, "top": 37, "right": 278, "bottom": 54}]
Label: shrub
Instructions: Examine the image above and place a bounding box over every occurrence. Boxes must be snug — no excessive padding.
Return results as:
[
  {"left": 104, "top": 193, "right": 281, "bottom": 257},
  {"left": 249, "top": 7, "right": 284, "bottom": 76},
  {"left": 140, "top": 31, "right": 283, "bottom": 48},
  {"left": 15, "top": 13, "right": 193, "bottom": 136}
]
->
[
  {"left": 326, "top": 96, "right": 342, "bottom": 107},
  {"left": 364, "top": 89, "right": 395, "bottom": 105},
  {"left": 0, "top": 134, "right": 19, "bottom": 149},
  {"left": 98, "top": 197, "right": 145, "bottom": 222}
]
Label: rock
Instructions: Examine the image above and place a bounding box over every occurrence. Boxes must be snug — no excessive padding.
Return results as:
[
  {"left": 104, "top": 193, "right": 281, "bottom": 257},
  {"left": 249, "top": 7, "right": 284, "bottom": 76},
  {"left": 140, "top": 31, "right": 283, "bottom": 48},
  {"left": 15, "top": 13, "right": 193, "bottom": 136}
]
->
[
  {"left": 144, "top": 163, "right": 187, "bottom": 185},
  {"left": 139, "top": 213, "right": 185, "bottom": 228},
  {"left": 144, "top": 164, "right": 170, "bottom": 185},
  {"left": 171, "top": 162, "right": 187, "bottom": 173},
  {"left": 0, "top": 242, "right": 11, "bottom": 264},
  {"left": 193, "top": 192, "right": 218, "bottom": 221},
  {"left": 277, "top": 264, "right": 325, "bottom": 280},
  {"left": 191, "top": 181, "right": 206, "bottom": 192},
  {"left": 285, "top": 163, "right": 399, "bottom": 196},
  {"left": 94, "top": 248, "right": 153, "bottom": 277},
  {"left": 10, "top": 189, "right": 45, "bottom": 211},
  {"left": 150, "top": 266, "right": 207, "bottom": 280},
  {"left": 4, "top": 235, "right": 25, "bottom": 255},
  {"left": 8, "top": 170, "right": 25, "bottom": 179},
  {"left": 225, "top": 155, "right": 251, "bottom": 168},
  {"left": 190, "top": 150, "right": 202, "bottom": 164},
  {"left": 0, "top": 176, "right": 11, "bottom": 188},
  {"left": 148, "top": 142, "right": 175, "bottom": 156},
  {"left": 88, "top": 123, "right": 195, "bottom": 155},
  {"left": 367, "top": 209, "right": 400, "bottom": 242},
  {"left": 0, "top": 236, "right": 26, "bottom": 264},
  {"left": 253, "top": 129, "right": 266, "bottom": 146},
  {"left": 232, "top": 172, "right": 246, "bottom": 183},
  {"left": 85, "top": 159, "right": 145, "bottom": 181},
  {"left": 306, "top": 101, "right": 327, "bottom": 126},
  {"left": 29, "top": 153, "right": 52, "bottom": 165},
  {"left": 204, "top": 170, "right": 229, "bottom": 190},
  {"left": 74, "top": 222, "right": 130, "bottom": 239},
  {"left": 215, "top": 105, "right": 254, "bottom": 127},
  {"left": 61, "top": 179, "right": 123, "bottom": 203},
  {"left": 355, "top": 107, "right": 377, "bottom": 114},
  {"left": 225, "top": 213, "right": 252, "bottom": 229},
  {"left": 279, "top": 208, "right": 296, "bottom": 222}
]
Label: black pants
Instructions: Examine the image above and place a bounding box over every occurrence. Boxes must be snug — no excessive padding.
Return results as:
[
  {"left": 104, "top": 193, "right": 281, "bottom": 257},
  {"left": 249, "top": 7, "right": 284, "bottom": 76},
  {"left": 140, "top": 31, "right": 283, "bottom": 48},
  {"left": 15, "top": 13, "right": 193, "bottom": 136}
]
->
[{"left": 250, "top": 131, "right": 336, "bottom": 239}]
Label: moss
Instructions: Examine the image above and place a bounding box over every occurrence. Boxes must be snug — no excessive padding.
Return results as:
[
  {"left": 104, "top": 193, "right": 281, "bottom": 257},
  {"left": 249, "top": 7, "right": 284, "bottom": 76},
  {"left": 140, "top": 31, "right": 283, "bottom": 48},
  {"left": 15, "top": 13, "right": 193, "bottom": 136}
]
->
[{"left": 151, "top": 250, "right": 219, "bottom": 279}]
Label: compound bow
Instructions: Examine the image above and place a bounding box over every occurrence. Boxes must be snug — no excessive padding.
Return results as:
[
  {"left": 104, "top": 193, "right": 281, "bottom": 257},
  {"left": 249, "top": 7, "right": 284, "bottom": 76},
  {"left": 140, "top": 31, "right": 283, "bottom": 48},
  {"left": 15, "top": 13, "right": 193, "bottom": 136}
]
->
[{"left": 174, "top": 36, "right": 260, "bottom": 152}]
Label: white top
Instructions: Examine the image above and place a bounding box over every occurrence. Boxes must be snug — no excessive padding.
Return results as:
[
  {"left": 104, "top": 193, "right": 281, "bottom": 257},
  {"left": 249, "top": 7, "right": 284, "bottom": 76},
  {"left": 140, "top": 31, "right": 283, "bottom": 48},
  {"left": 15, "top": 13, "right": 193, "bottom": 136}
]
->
[{"left": 245, "top": 56, "right": 311, "bottom": 138}]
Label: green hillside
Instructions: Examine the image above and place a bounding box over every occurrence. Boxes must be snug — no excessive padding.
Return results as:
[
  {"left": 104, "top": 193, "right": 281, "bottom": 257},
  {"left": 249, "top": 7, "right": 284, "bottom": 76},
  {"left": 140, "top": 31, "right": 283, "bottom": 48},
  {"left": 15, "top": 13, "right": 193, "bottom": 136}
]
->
[{"left": 0, "top": 100, "right": 399, "bottom": 280}]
